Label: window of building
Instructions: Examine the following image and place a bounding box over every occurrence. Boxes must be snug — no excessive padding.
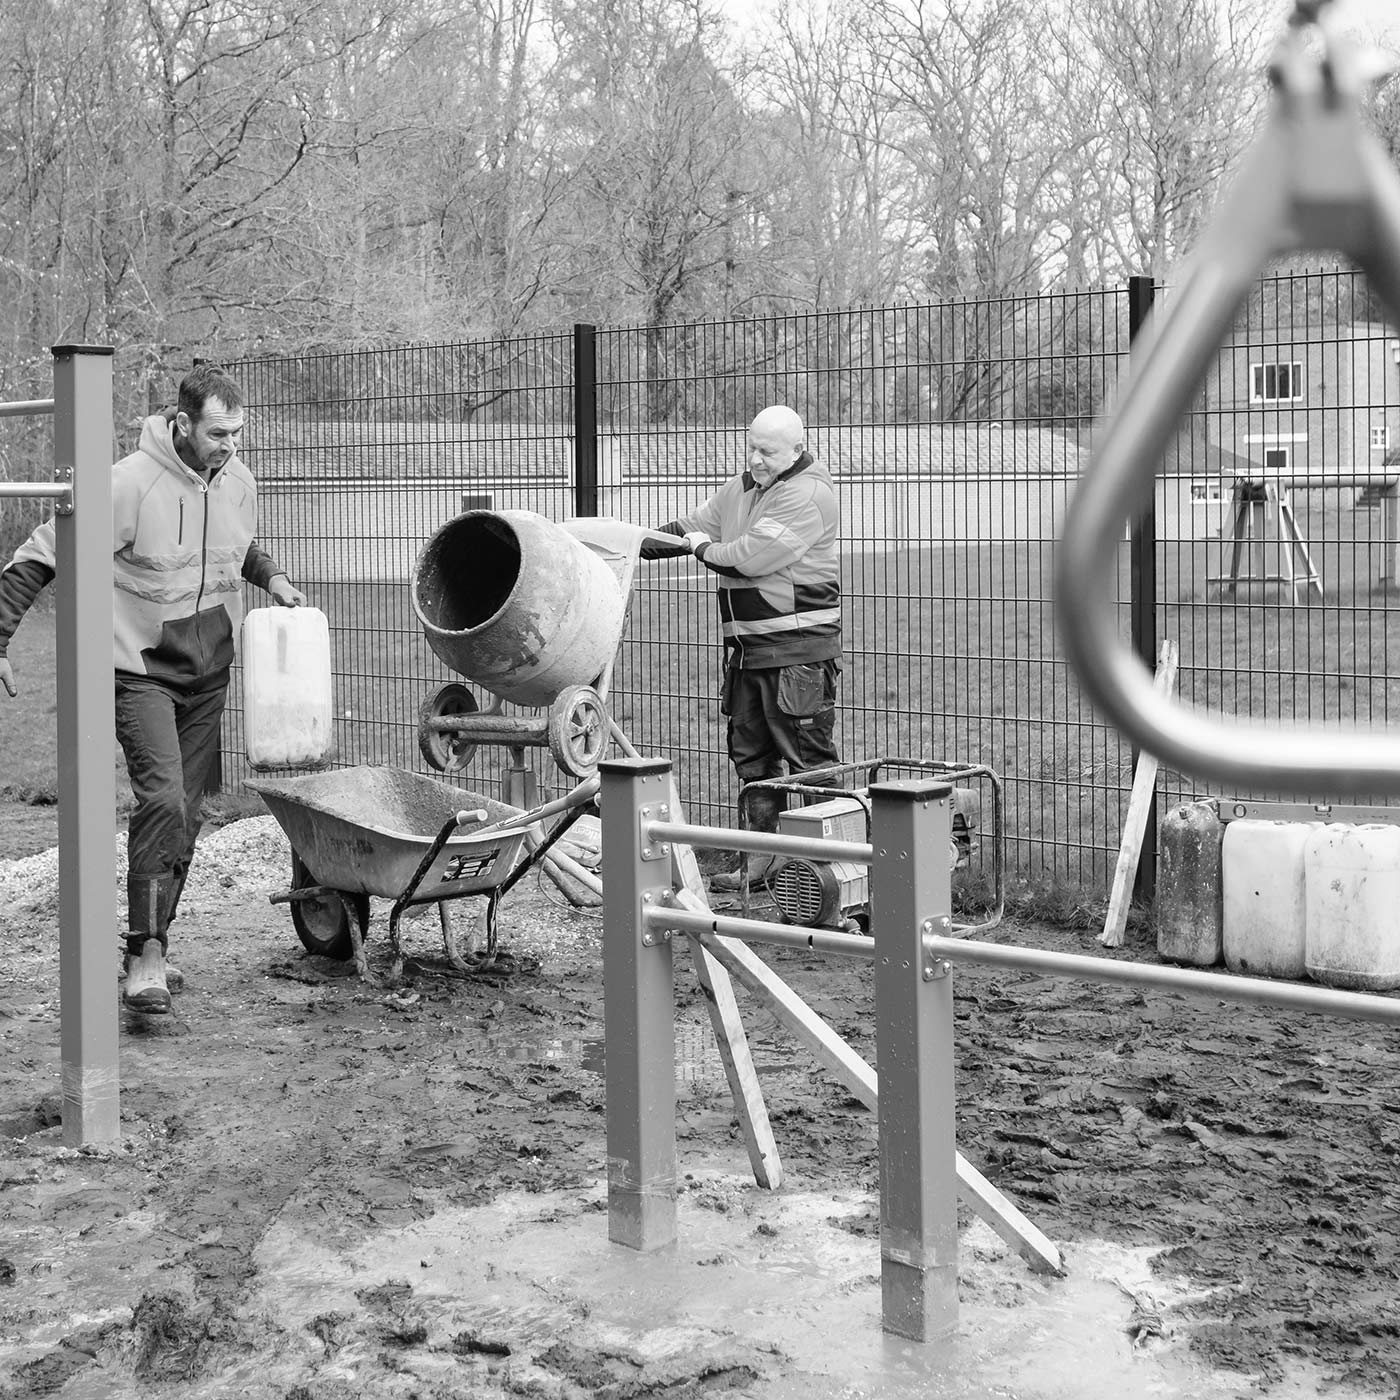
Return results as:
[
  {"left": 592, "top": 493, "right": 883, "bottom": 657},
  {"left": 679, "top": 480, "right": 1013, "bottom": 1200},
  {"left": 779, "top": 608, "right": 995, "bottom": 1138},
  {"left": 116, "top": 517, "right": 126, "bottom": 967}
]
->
[
  {"left": 1371, "top": 426, "right": 1390, "bottom": 451},
  {"left": 1250, "top": 361, "right": 1303, "bottom": 403}
]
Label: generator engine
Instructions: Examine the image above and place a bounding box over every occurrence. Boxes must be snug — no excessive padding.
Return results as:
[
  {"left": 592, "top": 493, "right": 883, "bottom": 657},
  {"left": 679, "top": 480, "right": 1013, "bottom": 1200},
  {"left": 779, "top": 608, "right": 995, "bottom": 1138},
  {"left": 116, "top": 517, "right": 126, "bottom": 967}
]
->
[{"left": 769, "top": 788, "right": 981, "bottom": 930}]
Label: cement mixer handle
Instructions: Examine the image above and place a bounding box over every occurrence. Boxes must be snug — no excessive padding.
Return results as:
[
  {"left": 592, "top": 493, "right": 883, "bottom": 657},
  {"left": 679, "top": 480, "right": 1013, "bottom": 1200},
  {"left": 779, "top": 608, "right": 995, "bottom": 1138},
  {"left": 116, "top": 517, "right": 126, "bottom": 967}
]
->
[{"left": 1055, "top": 8, "right": 1400, "bottom": 798}]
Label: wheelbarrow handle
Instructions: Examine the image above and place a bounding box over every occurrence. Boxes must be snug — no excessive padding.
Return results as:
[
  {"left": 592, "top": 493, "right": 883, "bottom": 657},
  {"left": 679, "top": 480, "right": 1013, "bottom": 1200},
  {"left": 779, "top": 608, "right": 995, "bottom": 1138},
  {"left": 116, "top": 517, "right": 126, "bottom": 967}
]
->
[
  {"left": 471, "top": 775, "right": 602, "bottom": 836},
  {"left": 1056, "top": 9, "right": 1400, "bottom": 798},
  {"left": 454, "top": 808, "right": 491, "bottom": 827}
]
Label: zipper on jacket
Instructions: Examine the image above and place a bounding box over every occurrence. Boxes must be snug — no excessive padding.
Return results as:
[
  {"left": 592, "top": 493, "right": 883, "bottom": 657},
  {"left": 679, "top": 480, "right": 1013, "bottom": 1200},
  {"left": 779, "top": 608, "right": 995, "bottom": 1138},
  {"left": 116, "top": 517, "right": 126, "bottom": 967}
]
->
[
  {"left": 196, "top": 482, "right": 209, "bottom": 674},
  {"left": 178, "top": 497, "right": 185, "bottom": 545}
]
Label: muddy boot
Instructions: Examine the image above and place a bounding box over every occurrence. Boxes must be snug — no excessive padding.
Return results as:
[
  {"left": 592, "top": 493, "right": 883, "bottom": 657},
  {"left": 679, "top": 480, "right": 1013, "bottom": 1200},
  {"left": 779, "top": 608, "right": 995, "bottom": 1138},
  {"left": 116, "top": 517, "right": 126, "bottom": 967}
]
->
[
  {"left": 707, "top": 854, "right": 778, "bottom": 893},
  {"left": 120, "top": 954, "right": 184, "bottom": 991},
  {"left": 708, "top": 787, "right": 785, "bottom": 892},
  {"left": 123, "top": 940, "right": 172, "bottom": 1015}
]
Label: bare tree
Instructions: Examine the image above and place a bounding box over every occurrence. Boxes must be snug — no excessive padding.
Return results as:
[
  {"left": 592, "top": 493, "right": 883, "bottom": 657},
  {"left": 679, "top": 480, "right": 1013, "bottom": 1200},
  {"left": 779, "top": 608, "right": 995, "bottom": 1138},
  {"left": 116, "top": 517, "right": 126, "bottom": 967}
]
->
[{"left": 1056, "top": 0, "right": 1273, "bottom": 282}]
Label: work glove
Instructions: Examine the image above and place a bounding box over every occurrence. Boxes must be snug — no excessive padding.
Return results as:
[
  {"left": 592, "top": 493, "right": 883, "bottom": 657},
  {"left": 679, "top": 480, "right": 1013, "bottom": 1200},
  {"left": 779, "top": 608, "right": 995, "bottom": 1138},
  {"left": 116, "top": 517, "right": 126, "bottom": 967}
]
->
[
  {"left": 683, "top": 531, "right": 711, "bottom": 559},
  {"left": 638, "top": 527, "right": 689, "bottom": 560}
]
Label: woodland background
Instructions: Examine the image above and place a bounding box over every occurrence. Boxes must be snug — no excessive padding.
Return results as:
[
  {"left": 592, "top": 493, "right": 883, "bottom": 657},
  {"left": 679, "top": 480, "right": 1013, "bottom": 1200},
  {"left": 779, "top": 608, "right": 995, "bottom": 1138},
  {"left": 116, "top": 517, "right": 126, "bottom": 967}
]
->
[{"left": 3, "top": 0, "right": 1399, "bottom": 432}]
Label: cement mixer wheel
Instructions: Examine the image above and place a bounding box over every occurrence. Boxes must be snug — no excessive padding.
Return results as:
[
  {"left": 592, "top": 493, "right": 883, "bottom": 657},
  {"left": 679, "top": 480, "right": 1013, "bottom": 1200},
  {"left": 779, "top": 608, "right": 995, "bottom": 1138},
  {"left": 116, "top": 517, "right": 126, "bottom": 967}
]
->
[
  {"left": 548, "top": 684, "right": 609, "bottom": 777},
  {"left": 418, "top": 682, "right": 479, "bottom": 772},
  {"left": 289, "top": 851, "right": 369, "bottom": 961}
]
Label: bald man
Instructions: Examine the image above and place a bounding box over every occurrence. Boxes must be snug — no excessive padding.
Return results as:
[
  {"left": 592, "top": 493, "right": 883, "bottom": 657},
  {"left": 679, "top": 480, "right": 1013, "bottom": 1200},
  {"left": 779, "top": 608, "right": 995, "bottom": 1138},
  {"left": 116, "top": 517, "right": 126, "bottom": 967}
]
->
[{"left": 641, "top": 405, "right": 842, "bottom": 891}]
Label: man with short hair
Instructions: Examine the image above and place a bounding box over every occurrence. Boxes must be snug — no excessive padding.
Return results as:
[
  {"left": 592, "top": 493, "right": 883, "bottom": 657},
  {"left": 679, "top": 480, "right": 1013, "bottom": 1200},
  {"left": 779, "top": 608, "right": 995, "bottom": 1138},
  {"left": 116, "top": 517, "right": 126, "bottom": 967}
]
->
[
  {"left": 642, "top": 404, "right": 842, "bottom": 890},
  {"left": 0, "top": 363, "right": 305, "bottom": 1013}
]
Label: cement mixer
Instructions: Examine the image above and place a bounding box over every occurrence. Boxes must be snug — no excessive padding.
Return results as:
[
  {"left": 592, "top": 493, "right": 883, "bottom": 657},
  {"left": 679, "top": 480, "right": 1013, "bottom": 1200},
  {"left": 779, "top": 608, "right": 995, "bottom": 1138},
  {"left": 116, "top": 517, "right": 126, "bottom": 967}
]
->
[{"left": 411, "top": 511, "right": 679, "bottom": 779}]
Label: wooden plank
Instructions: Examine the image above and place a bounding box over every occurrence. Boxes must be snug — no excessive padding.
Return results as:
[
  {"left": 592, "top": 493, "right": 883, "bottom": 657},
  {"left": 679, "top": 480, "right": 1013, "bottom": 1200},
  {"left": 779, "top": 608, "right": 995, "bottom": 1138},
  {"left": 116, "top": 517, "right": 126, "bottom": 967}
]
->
[
  {"left": 1099, "top": 639, "right": 1179, "bottom": 949},
  {"left": 693, "top": 924, "right": 1062, "bottom": 1275},
  {"left": 668, "top": 782, "right": 782, "bottom": 1190}
]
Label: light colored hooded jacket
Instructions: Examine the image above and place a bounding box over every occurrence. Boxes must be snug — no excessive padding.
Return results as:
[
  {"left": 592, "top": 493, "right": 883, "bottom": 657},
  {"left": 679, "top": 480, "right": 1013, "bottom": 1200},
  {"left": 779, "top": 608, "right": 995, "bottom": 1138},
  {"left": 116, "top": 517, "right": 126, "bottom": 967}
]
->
[{"left": 0, "top": 411, "right": 285, "bottom": 688}]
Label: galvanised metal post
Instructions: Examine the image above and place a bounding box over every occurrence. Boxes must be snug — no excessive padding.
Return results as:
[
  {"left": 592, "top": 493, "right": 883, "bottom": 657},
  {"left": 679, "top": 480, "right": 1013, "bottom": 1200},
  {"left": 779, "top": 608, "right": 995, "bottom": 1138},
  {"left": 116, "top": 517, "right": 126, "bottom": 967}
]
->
[
  {"left": 1127, "top": 275, "right": 1159, "bottom": 903},
  {"left": 870, "top": 779, "right": 957, "bottom": 1341},
  {"left": 51, "top": 345, "right": 119, "bottom": 1147},
  {"left": 599, "top": 757, "right": 677, "bottom": 1250}
]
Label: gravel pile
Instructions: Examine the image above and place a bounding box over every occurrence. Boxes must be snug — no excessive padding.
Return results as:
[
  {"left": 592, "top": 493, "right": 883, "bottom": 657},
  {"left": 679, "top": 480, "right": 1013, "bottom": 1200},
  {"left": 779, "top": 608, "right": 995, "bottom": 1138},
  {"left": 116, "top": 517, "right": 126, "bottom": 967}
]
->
[{"left": 0, "top": 818, "right": 292, "bottom": 923}]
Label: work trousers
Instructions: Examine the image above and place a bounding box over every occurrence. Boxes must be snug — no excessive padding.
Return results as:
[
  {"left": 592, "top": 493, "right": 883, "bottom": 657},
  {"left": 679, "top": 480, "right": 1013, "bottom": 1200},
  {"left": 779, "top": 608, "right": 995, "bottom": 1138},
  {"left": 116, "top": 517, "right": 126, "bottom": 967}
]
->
[
  {"left": 114, "top": 674, "right": 227, "bottom": 954},
  {"left": 725, "top": 659, "right": 840, "bottom": 833}
]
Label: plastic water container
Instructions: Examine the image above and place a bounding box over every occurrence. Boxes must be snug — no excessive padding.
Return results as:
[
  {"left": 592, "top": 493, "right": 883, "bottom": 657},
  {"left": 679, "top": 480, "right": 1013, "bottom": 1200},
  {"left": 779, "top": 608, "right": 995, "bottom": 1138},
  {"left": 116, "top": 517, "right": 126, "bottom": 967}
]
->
[
  {"left": 1155, "top": 800, "right": 1224, "bottom": 966},
  {"left": 242, "top": 606, "right": 333, "bottom": 770},
  {"left": 1304, "top": 823, "right": 1400, "bottom": 991},
  {"left": 1222, "top": 820, "right": 1315, "bottom": 979}
]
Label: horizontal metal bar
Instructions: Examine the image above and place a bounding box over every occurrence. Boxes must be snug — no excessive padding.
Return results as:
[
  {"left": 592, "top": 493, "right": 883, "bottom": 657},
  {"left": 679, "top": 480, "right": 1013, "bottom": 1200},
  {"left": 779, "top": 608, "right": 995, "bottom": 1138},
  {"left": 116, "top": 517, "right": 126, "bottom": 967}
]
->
[
  {"left": 647, "top": 820, "right": 873, "bottom": 866},
  {"left": 0, "top": 398, "right": 54, "bottom": 418},
  {"left": 1217, "top": 799, "right": 1400, "bottom": 826},
  {"left": 422, "top": 714, "right": 549, "bottom": 738},
  {"left": 924, "top": 936, "right": 1400, "bottom": 1027},
  {"left": 650, "top": 903, "right": 876, "bottom": 960},
  {"left": 0, "top": 482, "right": 71, "bottom": 500}
]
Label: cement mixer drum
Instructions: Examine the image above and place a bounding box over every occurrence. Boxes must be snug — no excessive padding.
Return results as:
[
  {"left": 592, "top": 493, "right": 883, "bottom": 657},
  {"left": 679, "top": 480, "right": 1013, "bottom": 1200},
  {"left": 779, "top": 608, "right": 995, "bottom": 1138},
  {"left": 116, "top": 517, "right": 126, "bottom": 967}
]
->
[{"left": 411, "top": 509, "right": 628, "bottom": 709}]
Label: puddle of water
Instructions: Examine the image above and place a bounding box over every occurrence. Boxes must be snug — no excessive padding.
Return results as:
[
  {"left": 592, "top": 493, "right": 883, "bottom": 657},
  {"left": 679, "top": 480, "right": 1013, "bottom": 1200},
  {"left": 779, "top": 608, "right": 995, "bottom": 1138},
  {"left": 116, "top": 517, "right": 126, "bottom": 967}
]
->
[{"left": 243, "top": 1172, "right": 1345, "bottom": 1400}]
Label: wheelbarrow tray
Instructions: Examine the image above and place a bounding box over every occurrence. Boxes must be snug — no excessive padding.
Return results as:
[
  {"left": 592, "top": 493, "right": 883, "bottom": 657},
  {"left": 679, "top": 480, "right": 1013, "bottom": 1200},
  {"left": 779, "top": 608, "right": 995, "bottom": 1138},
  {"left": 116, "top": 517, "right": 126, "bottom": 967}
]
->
[{"left": 247, "top": 765, "right": 532, "bottom": 904}]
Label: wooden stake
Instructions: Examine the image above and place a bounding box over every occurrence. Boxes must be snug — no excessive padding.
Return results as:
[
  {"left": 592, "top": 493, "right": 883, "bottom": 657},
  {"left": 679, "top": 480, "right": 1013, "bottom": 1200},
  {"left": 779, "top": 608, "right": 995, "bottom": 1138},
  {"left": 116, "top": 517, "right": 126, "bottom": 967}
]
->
[
  {"left": 693, "top": 925, "right": 1062, "bottom": 1276},
  {"left": 1099, "top": 638, "right": 1179, "bottom": 949},
  {"left": 668, "top": 777, "right": 782, "bottom": 1191}
]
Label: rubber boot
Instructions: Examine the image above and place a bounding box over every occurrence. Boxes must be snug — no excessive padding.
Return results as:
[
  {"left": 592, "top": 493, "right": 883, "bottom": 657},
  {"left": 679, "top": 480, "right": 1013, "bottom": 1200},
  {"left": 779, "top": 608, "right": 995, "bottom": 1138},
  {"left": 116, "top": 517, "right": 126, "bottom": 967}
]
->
[
  {"left": 709, "top": 788, "right": 785, "bottom": 891},
  {"left": 123, "top": 940, "right": 172, "bottom": 1014}
]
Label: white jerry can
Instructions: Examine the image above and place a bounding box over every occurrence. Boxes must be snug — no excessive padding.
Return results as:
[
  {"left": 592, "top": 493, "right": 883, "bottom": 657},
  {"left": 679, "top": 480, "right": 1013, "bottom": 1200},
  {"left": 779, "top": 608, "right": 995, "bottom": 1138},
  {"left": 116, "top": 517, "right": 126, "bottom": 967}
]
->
[
  {"left": 1304, "top": 823, "right": 1400, "bottom": 992},
  {"left": 1221, "top": 819, "right": 1315, "bottom": 980},
  {"left": 241, "top": 606, "right": 333, "bottom": 770}
]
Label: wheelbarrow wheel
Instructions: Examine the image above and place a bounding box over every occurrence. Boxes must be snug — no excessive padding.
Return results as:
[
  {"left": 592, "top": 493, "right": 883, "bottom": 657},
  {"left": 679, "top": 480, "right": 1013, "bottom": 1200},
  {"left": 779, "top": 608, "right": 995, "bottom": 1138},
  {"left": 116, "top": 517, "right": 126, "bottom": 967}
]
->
[
  {"left": 418, "top": 682, "right": 479, "bottom": 772},
  {"left": 548, "top": 684, "right": 609, "bottom": 777},
  {"left": 289, "top": 851, "right": 369, "bottom": 960}
]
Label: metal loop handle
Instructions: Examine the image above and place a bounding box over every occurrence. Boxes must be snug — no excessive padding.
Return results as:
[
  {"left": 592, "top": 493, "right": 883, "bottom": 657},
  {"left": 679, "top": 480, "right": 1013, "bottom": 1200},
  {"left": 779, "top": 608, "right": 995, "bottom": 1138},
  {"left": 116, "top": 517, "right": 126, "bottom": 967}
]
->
[{"left": 1057, "top": 15, "right": 1400, "bottom": 797}]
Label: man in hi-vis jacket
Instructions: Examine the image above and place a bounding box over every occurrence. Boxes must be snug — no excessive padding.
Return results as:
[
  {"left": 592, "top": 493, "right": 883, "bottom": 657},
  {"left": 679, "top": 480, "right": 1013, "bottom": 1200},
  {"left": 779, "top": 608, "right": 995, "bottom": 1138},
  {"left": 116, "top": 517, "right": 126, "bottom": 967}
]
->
[
  {"left": 642, "top": 404, "right": 842, "bottom": 890},
  {"left": 0, "top": 364, "right": 305, "bottom": 1014}
]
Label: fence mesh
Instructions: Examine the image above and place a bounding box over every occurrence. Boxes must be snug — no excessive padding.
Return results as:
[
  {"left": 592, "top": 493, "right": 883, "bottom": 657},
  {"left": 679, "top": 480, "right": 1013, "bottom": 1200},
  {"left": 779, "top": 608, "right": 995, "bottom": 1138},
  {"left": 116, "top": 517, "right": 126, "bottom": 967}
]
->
[{"left": 215, "top": 270, "right": 1400, "bottom": 893}]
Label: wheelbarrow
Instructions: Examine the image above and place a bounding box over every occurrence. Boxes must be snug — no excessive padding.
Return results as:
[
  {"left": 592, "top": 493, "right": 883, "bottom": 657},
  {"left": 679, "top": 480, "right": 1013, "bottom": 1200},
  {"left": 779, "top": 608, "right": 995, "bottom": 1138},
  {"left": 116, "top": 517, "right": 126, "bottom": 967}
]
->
[
  {"left": 411, "top": 512, "right": 685, "bottom": 780},
  {"left": 248, "top": 764, "right": 600, "bottom": 980}
]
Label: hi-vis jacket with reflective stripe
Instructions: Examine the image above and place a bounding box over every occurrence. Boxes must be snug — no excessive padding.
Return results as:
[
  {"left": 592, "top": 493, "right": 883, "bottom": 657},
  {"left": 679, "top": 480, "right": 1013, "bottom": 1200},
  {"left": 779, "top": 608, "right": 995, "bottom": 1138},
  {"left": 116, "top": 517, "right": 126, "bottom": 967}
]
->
[
  {"left": 0, "top": 412, "right": 286, "bottom": 689},
  {"left": 657, "top": 452, "right": 842, "bottom": 670}
]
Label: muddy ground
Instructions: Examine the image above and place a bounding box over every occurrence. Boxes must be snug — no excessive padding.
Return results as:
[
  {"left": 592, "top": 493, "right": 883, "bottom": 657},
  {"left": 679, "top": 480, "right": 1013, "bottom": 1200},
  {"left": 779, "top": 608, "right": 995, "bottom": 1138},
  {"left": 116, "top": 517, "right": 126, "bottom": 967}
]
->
[{"left": 1, "top": 799, "right": 1399, "bottom": 1399}]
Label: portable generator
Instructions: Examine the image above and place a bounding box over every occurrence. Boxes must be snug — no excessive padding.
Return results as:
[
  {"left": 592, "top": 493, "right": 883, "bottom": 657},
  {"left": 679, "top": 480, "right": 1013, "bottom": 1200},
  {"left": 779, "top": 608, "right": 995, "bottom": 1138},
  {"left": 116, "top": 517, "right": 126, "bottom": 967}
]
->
[{"left": 768, "top": 788, "right": 981, "bottom": 931}]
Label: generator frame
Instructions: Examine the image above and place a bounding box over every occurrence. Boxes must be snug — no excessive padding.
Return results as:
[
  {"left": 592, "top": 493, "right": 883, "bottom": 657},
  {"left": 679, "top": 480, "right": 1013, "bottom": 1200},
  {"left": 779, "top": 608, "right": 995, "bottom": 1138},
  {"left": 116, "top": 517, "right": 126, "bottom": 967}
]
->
[{"left": 731, "top": 756, "right": 1004, "bottom": 937}]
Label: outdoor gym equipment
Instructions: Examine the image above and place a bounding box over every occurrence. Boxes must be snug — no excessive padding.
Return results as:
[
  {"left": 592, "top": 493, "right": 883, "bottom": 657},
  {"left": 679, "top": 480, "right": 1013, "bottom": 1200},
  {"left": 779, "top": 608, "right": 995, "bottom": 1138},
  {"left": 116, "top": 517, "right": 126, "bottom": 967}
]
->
[
  {"left": 602, "top": 755, "right": 1400, "bottom": 1346},
  {"left": 411, "top": 510, "right": 681, "bottom": 782},
  {"left": 1056, "top": 0, "right": 1400, "bottom": 796},
  {"left": 1, "top": 349, "right": 117, "bottom": 1148}
]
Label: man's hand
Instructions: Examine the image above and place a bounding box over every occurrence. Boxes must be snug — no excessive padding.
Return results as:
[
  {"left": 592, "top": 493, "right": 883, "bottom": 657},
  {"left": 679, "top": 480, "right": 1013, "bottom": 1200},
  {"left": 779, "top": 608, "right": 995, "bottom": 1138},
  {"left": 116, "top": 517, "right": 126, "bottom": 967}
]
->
[
  {"left": 0, "top": 658, "right": 15, "bottom": 698},
  {"left": 268, "top": 576, "right": 306, "bottom": 607},
  {"left": 683, "top": 531, "right": 711, "bottom": 554}
]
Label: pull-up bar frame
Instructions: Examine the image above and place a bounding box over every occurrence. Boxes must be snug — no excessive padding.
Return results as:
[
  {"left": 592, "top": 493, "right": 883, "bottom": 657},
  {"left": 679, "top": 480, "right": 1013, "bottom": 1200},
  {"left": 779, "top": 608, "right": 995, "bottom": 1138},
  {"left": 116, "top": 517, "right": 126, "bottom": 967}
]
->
[
  {"left": 2, "top": 347, "right": 117, "bottom": 1146},
  {"left": 602, "top": 751, "right": 1400, "bottom": 1347}
]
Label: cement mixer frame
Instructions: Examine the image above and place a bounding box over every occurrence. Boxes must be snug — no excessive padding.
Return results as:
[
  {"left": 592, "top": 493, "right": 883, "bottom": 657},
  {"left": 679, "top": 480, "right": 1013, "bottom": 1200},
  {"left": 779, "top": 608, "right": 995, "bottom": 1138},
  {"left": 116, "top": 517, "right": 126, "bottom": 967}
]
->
[{"left": 412, "top": 512, "right": 677, "bottom": 783}]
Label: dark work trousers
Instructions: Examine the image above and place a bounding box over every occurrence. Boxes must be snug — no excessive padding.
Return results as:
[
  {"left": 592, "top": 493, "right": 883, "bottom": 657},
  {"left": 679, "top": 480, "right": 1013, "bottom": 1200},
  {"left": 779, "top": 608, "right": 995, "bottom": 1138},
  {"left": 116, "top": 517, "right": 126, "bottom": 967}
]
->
[
  {"left": 114, "top": 674, "right": 227, "bottom": 954},
  {"left": 725, "top": 659, "right": 841, "bottom": 835}
]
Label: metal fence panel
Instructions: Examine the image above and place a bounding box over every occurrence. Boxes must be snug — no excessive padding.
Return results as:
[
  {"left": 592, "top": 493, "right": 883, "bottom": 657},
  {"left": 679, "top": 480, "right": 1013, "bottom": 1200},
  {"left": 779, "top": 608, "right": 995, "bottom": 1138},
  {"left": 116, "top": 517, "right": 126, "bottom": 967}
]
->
[{"left": 215, "top": 271, "right": 1400, "bottom": 895}]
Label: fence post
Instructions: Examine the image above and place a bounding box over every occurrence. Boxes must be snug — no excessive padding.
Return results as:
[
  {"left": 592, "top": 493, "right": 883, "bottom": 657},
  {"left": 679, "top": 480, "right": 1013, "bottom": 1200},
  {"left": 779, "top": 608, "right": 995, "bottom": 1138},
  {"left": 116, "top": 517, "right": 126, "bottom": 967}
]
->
[
  {"left": 1127, "top": 276, "right": 1159, "bottom": 904},
  {"left": 870, "top": 779, "right": 958, "bottom": 1342},
  {"left": 573, "top": 323, "right": 599, "bottom": 517},
  {"left": 599, "top": 756, "right": 677, "bottom": 1251},
  {"left": 51, "top": 344, "right": 119, "bottom": 1147}
]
